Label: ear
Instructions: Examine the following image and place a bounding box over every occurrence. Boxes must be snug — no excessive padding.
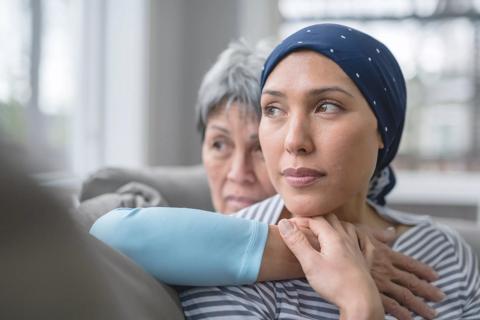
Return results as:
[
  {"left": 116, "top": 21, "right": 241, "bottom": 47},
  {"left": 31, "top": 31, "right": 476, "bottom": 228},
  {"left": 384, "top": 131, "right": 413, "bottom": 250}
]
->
[{"left": 376, "top": 131, "right": 384, "bottom": 149}]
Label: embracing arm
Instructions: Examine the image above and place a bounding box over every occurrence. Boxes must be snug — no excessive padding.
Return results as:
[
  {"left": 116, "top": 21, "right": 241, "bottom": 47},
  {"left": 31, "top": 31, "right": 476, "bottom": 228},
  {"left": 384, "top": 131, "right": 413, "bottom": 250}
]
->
[
  {"left": 91, "top": 207, "right": 443, "bottom": 319},
  {"left": 90, "top": 207, "right": 269, "bottom": 286}
]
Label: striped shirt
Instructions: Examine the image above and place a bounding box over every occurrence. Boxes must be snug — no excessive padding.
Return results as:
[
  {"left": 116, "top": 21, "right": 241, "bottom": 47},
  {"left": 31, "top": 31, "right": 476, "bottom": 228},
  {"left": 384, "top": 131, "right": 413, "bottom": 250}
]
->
[{"left": 180, "top": 195, "right": 480, "bottom": 319}]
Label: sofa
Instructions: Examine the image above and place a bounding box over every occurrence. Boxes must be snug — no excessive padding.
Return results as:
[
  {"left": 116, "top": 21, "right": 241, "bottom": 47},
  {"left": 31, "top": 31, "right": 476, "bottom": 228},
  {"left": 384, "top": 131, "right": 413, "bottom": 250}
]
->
[{"left": 79, "top": 165, "right": 480, "bottom": 264}]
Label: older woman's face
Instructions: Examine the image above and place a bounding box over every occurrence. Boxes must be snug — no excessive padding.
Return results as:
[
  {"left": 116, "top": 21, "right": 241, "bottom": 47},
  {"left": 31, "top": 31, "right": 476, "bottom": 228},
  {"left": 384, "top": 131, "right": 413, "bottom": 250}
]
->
[
  {"left": 202, "top": 102, "right": 276, "bottom": 213},
  {"left": 259, "top": 51, "right": 383, "bottom": 217}
]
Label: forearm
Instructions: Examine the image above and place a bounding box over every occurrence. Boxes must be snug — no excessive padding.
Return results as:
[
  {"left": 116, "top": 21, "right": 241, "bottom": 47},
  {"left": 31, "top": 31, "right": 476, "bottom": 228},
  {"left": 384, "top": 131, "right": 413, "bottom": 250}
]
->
[{"left": 257, "top": 225, "right": 304, "bottom": 281}]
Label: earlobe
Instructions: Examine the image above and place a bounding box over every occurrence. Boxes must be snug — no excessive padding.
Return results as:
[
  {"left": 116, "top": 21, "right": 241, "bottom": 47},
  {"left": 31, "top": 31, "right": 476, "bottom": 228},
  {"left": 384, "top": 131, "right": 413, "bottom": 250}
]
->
[{"left": 377, "top": 132, "right": 384, "bottom": 149}]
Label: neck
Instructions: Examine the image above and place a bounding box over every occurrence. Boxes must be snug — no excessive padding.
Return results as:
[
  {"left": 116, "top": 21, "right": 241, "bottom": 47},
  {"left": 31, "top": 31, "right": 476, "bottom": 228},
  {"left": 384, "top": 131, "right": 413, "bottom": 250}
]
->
[
  {"left": 335, "top": 195, "right": 372, "bottom": 224},
  {"left": 334, "top": 192, "right": 392, "bottom": 229}
]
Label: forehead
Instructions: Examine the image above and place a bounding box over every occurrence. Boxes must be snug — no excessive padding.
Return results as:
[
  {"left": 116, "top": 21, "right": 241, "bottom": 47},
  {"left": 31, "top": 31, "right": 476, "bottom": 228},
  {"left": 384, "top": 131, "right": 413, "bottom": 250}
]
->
[
  {"left": 263, "top": 50, "right": 358, "bottom": 94},
  {"left": 207, "top": 102, "right": 259, "bottom": 124}
]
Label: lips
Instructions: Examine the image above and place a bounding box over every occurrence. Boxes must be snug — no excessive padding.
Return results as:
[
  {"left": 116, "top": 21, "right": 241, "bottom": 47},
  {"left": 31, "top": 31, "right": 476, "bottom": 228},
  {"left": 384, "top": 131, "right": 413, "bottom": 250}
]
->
[
  {"left": 224, "top": 195, "right": 258, "bottom": 207},
  {"left": 281, "top": 167, "right": 326, "bottom": 188}
]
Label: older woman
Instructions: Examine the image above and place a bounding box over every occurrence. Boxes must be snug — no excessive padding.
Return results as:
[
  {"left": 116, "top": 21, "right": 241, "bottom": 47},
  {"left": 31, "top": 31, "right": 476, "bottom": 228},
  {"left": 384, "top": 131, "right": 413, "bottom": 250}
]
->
[
  {"left": 196, "top": 40, "right": 276, "bottom": 213},
  {"left": 77, "top": 40, "right": 275, "bottom": 219},
  {"left": 91, "top": 36, "right": 448, "bottom": 319}
]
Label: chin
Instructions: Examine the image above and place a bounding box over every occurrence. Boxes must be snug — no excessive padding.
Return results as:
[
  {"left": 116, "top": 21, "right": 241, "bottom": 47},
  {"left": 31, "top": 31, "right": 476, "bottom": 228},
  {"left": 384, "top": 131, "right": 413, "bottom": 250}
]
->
[
  {"left": 283, "top": 192, "right": 340, "bottom": 218},
  {"left": 224, "top": 206, "right": 240, "bottom": 214}
]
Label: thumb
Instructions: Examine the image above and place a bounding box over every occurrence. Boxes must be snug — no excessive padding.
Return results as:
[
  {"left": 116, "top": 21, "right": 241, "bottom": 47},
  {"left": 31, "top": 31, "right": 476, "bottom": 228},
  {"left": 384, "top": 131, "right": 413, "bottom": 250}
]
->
[{"left": 278, "top": 219, "right": 318, "bottom": 269}]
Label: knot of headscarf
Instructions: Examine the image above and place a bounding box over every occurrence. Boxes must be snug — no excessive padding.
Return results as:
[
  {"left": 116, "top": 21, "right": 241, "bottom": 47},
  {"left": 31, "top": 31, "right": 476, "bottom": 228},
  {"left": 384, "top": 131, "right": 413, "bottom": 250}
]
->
[{"left": 260, "top": 24, "right": 406, "bottom": 205}]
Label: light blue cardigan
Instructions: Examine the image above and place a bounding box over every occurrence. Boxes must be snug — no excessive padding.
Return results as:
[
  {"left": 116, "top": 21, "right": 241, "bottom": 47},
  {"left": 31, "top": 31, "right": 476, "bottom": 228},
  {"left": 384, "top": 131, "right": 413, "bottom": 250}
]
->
[{"left": 90, "top": 207, "right": 269, "bottom": 286}]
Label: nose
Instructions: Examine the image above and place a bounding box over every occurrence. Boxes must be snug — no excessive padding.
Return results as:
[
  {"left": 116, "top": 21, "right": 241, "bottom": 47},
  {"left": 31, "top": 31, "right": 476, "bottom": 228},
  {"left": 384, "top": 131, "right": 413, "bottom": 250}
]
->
[
  {"left": 227, "top": 151, "right": 256, "bottom": 184},
  {"left": 284, "top": 115, "right": 314, "bottom": 156}
]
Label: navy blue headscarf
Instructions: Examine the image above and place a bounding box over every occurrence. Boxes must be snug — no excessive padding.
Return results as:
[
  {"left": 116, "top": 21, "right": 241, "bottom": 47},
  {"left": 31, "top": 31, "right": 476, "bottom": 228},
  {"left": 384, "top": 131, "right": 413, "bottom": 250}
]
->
[{"left": 260, "top": 24, "right": 406, "bottom": 205}]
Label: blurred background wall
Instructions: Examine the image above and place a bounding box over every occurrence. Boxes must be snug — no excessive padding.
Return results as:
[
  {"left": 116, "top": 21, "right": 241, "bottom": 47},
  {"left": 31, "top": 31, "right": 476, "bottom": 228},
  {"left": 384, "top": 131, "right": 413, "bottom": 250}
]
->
[{"left": 1, "top": 0, "right": 480, "bottom": 221}]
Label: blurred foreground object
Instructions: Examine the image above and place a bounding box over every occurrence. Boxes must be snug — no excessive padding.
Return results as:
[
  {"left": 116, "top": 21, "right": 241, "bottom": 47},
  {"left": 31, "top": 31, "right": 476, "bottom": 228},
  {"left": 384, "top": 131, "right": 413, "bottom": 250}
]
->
[{"left": 0, "top": 140, "right": 184, "bottom": 320}]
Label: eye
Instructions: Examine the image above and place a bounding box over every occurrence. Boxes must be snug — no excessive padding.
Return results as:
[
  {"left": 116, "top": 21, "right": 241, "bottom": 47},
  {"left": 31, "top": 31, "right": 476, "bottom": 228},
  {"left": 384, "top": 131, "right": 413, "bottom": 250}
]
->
[
  {"left": 211, "top": 140, "right": 227, "bottom": 151},
  {"left": 262, "top": 105, "right": 284, "bottom": 118},
  {"left": 314, "top": 102, "right": 341, "bottom": 114}
]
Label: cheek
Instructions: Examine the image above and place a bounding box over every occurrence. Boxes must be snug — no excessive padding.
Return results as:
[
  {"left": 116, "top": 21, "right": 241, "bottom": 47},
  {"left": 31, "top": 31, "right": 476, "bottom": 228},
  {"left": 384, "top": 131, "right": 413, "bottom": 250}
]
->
[
  {"left": 202, "top": 145, "right": 226, "bottom": 205},
  {"left": 325, "top": 124, "right": 379, "bottom": 185},
  {"left": 259, "top": 123, "right": 283, "bottom": 177},
  {"left": 253, "top": 158, "right": 276, "bottom": 195}
]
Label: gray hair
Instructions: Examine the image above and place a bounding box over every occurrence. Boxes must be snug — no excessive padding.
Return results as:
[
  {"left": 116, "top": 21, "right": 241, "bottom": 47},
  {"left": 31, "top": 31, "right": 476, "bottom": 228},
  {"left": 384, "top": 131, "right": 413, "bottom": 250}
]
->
[{"left": 196, "top": 39, "right": 273, "bottom": 137}]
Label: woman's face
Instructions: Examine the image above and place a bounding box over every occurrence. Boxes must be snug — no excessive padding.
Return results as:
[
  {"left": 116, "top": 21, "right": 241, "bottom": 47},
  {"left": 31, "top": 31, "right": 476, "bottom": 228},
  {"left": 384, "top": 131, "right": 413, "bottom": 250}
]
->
[
  {"left": 202, "top": 102, "right": 276, "bottom": 213},
  {"left": 259, "top": 51, "right": 383, "bottom": 218}
]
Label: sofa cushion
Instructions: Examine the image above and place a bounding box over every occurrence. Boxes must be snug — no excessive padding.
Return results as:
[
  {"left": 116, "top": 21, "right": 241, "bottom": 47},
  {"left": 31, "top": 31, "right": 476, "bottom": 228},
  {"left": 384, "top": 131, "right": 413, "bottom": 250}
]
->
[{"left": 80, "top": 165, "right": 213, "bottom": 211}]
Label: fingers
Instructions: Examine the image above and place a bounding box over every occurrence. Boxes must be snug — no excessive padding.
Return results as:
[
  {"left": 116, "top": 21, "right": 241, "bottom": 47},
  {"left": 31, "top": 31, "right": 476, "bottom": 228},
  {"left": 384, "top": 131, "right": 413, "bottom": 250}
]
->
[
  {"left": 278, "top": 219, "right": 319, "bottom": 272},
  {"left": 135, "top": 195, "right": 146, "bottom": 207},
  {"left": 383, "top": 281, "right": 436, "bottom": 319},
  {"left": 289, "top": 217, "right": 311, "bottom": 229},
  {"left": 389, "top": 250, "right": 439, "bottom": 282},
  {"left": 116, "top": 182, "right": 143, "bottom": 194},
  {"left": 116, "top": 182, "right": 162, "bottom": 207},
  {"left": 355, "top": 227, "right": 375, "bottom": 264},
  {"left": 366, "top": 225, "right": 396, "bottom": 244},
  {"left": 291, "top": 215, "right": 360, "bottom": 251},
  {"left": 307, "top": 216, "right": 341, "bottom": 245},
  {"left": 298, "top": 227, "right": 321, "bottom": 250},
  {"left": 393, "top": 269, "right": 445, "bottom": 302},
  {"left": 119, "top": 194, "right": 136, "bottom": 207},
  {"left": 325, "top": 214, "right": 357, "bottom": 241},
  {"left": 324, "top": 213, "right": 343, "bottom": 231},
  {"left": 381, "top": 294, "right": 412, "bottom": 320},
  {"left": 290, "top": 216, "right": 337, "bottom": 243}
]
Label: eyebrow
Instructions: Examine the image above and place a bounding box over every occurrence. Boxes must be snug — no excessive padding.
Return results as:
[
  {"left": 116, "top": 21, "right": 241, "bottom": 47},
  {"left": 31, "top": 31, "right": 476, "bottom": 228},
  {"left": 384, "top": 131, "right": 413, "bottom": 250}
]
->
[
  {"left": 209, "top": 125, "right": 259, "bottom": 141},
  {"left": 208, "top": 125, "right": 229, "bottom": 134},
  {"left": 262, "top": 86, "right": 354, "bottom": 98}
]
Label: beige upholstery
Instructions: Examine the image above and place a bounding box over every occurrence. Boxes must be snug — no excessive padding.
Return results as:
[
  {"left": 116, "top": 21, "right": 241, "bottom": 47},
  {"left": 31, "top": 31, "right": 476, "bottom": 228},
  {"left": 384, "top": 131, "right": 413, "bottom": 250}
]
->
[
  {"left": 0, "top": 146, "right": 184, "bottom": 320},
  {"left": 80, "top": 165, "right": 213, "bottom": 211}
]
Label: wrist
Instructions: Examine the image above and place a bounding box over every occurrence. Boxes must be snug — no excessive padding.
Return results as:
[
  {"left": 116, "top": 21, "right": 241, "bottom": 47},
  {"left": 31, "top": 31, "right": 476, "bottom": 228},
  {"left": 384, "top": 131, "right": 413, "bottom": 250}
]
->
[
  {"left": 340, "top": 297, "right": 383, "bottom": 320},
  {"left": 339, "top": 279, "right": 383, "bottom": 320}
]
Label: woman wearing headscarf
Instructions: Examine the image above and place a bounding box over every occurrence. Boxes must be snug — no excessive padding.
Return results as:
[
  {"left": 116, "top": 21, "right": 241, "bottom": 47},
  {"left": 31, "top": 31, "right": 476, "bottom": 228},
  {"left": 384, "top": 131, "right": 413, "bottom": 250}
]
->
[
  {"left": 90, "top": 32, "right": 452, "bottom": 319},
  {"left": 176, "top": 24, "right": 479, "bottom": 319}
]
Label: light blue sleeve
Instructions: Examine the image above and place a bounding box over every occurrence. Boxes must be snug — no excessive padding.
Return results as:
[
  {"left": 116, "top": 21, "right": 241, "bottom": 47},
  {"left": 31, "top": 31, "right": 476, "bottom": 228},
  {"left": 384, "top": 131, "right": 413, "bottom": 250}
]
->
[{"left": 89, "top": 207, "right": 269, "bottom": 286}]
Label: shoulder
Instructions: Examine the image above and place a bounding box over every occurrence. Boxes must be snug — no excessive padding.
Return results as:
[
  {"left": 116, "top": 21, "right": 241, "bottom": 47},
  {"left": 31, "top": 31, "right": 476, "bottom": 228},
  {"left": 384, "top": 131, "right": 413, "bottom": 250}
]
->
[
  {"left": 394, "top": 220, "right": 480, "bottom": 317},
  {"left": 395, "top": 219, "right": 477, "bottom": 271},
  {"left": 377, "top": 204, "right": 478, "bottom": 270}
]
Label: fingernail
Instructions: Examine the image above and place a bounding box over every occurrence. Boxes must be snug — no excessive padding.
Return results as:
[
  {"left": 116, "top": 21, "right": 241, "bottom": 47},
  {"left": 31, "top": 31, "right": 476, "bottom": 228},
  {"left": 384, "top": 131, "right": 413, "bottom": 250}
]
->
[
  {"left": 279, "top": 219, "right": 294, "bottom": 236},
  {"left": 427, "top": 307, "right": 437, "bottom": 319},
  {"left": 437, "top": 288, "right": 446, "bottom": 300},
  {"left": 385, "top": 226, "right": 395, "bottom": 234}
]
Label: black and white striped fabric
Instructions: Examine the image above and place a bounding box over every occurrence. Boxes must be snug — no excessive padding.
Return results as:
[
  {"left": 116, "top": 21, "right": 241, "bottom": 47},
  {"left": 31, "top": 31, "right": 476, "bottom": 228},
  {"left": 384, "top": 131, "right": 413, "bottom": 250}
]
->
[{"left": 180, "top": 195, "right": 480, "bottom": 319}]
